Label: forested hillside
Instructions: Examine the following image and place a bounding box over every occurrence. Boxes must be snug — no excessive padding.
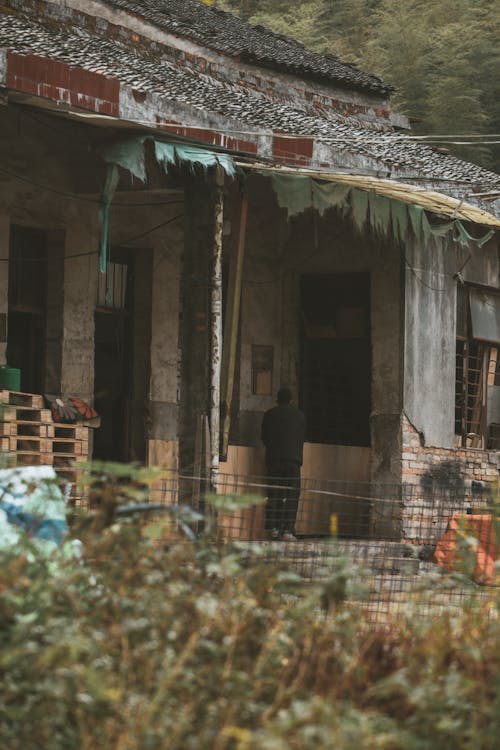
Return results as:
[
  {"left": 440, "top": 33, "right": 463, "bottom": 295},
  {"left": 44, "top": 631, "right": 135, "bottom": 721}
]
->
[{"left": 216, "top": 0, "right": 500, "bottom": 173}]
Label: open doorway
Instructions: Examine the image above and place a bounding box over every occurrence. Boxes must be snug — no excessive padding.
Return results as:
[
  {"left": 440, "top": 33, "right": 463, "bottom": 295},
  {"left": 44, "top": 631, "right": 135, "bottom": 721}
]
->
[
  {"left": 300, "top": 273, "right": 371, "bottom": 447},
  {"left": 94, "top": 249, "right": 131, "bottom": 462},
  {"left": 7, "top": 226, "right": 47, "bottom": 393}
]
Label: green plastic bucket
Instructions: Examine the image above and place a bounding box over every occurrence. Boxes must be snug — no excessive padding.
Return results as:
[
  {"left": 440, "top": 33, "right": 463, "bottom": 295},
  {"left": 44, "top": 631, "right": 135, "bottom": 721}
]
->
[{"left": 0, "top": 366, "right": 21, "bottom": 392}]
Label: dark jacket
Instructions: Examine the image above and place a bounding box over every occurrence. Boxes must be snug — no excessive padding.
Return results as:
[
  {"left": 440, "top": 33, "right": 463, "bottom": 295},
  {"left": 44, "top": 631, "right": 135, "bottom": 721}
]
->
[{"left": 261, "top": 404, "right": 305, "bottom": 466}]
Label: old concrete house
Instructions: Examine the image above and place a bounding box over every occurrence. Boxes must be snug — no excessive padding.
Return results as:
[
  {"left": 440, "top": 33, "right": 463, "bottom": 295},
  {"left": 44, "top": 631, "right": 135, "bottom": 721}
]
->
[{"left": 1, "top": 0, "right": 500, "bottom": 537}]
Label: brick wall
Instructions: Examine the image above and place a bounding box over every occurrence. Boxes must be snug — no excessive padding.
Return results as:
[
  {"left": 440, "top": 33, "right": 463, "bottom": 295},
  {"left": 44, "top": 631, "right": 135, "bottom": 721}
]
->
[{"left": 400, "top": 414, "right": 499, "bottom": 542}]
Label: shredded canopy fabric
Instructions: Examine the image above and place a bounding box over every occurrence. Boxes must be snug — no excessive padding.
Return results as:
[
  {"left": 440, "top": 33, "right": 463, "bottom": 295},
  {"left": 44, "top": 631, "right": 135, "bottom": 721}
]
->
[
  {"left": 154, "top": 142, "right": 236, "bottom": 177},
  {"left": 97, "top": 138, "right": 236, "bottom": 272},
  {"left": 96, "top": 139, "right": 494, "bottom": 272},
  {"left": 99, "top": 164, "right": 119, "bottom": 279},
  {"left": 270, "top": 173, "right": 495, "bottom": 249},
  {"left": 97, "top": 136, "right": 236, "bottom": 183}
]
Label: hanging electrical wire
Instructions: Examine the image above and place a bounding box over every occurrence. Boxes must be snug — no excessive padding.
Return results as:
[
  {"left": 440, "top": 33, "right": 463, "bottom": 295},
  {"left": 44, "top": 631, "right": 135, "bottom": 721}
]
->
[{"left": 0, "top": 166, "right": 183, "bottom": 207}]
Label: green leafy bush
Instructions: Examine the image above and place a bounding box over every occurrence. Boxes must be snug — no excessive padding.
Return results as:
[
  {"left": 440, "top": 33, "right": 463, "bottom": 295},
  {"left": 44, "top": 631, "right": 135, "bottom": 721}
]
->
[{"left": 0, "top": 473, "right": 499, "bottom": 749}]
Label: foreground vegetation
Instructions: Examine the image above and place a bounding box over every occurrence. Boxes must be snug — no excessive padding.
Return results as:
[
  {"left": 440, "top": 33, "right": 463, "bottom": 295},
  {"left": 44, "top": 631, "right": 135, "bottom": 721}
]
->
[{"left": 0, "top": 476, "right": 499, "bottom": 749}]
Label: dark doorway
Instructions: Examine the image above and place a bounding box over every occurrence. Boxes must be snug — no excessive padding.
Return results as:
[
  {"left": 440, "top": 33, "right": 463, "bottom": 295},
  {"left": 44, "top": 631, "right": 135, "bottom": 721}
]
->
[
  {"left": 300, "top": 273, "right": 371, "bottom": 447},
  {"left": 93, "top": 249, "right": 134, "bottom": 462},
  {"left": 7, "top": 226, "right": 48, "bottom": 393}
]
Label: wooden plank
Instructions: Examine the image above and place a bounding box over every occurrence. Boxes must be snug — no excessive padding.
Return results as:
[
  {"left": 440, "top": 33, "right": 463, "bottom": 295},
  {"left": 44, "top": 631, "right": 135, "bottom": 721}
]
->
[
  {"left": 220, "top": 191, "right": 248, "bottom": 459},
  {"left": 0, "top": 422, "right": 15, "bottom": 437},
  {"left": 14, "top": 452, "right": 54, "bottom": 466},
  {"left": 0, "top": 406, "right": 52, "bottom": 423},
  {"left": 53, "top": 424, "right": 90, "bottom": 441},
  {"left": 218, "top": 443, "right": 371, "bottom": 539},
  {"left": 51, "top": 438, "right": 89, "bottom": 456},
  {"left": 297, "top": 443, "right": 371, "bottom": 536},
  {"left": 0, "top": 421, "right": 54, "bottom": 438},
  {"left": 218, "top": 445, "right": 266, "bottom": 540},
  {"left": 488, "top": 347, "right": 497, "bottom": 386},
  {"left": 0, "top": 436, "right": 52, "bottom": 453},
  {"left": 0, "top": 390, "right": 44, "bottom": 408},
  {"left": 52, "top": 453, "right": 87, "bottom": 464}
]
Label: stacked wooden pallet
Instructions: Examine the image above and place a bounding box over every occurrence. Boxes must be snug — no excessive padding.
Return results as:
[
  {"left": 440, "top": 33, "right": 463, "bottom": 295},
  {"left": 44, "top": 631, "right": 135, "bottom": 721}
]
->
[{"left": 0, "top": 390, "right": 89, "bottom": 503}]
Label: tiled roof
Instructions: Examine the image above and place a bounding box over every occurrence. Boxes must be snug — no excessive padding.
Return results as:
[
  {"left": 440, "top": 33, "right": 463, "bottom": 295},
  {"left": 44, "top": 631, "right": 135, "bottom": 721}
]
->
[
  {"left": 0, "top": 7, "right": 499, "bottom": 190},
  {"left": 100, "top": 0, "right": 393, "bottom": 95}
]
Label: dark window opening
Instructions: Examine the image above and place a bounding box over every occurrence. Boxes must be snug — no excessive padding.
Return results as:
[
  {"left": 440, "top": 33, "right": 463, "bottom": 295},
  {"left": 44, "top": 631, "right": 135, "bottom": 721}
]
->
[
  {"left": 7, "top": 226, "right": 48, "bottom": 393},
  {"left": 455, "top": 339, "right": 487, "bottom": 447},
  {"left": 454, "top": 285, "right": 500, "bottom": 449},
  {"left": 96, "top": 247, "right": 132, "bottom": 310},
  {"left": 94, "top": 249, "right": 134, "bottom": 462},
  {"left": 300, "top": 273, "right": 371, "bottom": 447}
]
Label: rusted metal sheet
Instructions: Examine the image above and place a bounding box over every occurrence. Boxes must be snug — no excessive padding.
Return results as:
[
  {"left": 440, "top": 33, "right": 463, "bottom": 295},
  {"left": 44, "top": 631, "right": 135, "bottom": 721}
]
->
[
  {"left": 6, "top": 52, "right": 119, "bottom": 116},
  {"left": 470, "top": 288, "right": 500, "bottom": 344}
]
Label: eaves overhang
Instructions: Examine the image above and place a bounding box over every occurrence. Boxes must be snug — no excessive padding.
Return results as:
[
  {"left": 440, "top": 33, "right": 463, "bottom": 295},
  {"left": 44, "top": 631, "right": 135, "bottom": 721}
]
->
[{"left": 240, "top": 162, "right": 500, "bottom": 229}]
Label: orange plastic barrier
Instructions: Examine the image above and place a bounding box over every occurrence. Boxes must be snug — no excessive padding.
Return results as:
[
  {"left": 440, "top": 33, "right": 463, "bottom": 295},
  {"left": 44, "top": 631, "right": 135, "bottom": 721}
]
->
[{"left": 434, "top": 513, "right": 498, "bottom": 585}]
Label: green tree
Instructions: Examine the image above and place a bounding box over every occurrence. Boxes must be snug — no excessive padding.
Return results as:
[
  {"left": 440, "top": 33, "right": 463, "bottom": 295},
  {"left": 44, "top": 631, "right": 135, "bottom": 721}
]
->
[{"left": 216, "top": 0, "right": 500, "bottom": 172}]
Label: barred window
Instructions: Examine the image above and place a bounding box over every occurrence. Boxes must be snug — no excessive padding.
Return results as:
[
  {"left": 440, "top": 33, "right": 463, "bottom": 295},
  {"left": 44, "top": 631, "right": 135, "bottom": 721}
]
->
[{"left": 455, "top": 286, "right": 500, "bottom": 449}]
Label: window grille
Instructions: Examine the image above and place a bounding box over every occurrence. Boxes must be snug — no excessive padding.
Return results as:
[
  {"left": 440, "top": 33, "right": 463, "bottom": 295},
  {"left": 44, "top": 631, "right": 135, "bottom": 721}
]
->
[
  {"left": 97, "top": 249, "right": 131, "bottom": 309},
  {"left": 454, "top": 285, "right": 500, "bottom": 449}
]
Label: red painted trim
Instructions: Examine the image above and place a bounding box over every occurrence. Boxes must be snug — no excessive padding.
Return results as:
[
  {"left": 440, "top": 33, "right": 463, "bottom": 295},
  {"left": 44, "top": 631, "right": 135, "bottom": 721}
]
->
[
  {"left": 273, "top": 133, "right": 313, "bottom": 166},
  {"left": 222, "top": 135, "right": 258, "bottom": 155},
  {"left": 156, "top": 119, "right": 258, "bottom": 156},
  {"left": 6, "top": 52, "right": 119, "bottom": 116}
]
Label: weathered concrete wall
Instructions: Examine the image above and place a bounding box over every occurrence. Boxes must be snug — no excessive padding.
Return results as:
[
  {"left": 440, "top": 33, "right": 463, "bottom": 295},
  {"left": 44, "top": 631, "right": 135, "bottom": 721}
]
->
[
  {"left": 128, "top": 248, "right": 152, "bottom": 462},
  {"left": 60, "top": 204, "right": 99, "bottom": 401},
  {"left": 404, "top": 235, "right": 500, "bottom": 448},
  {"left": 401, "top": 236, "right": 500, "bottom": 541},
  {"left": 404, "top": 238, "right": 457, "bottom": 448},
  {"left": 0, "top": 105, "right": 74, "bottom": 384},
  {"left": 149, "top": 223, "right": 183, "bottom": 445},
  {"left": 108, "top": 191, "right": 184, "bottom": 460},
  {"left": 0, "top": 103, "right": 184, "bottom": 465},
  {"left": 487, "top": 384, "right": 500, "bottom": 428},
  {"left": 237, "top": 177, "right": 290, "bottom": 446},
  {"left": 178, "top": 178, "right": 212, "bottom": 473},
  {"left": 235, "top": 175, "right": 402, "bottom": 486}
]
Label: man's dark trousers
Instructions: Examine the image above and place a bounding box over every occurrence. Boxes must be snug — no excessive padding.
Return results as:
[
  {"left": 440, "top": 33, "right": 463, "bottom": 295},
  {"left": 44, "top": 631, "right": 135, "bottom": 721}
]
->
[{"left": 265, "top": 459, "right": 301, "bottom": 534}]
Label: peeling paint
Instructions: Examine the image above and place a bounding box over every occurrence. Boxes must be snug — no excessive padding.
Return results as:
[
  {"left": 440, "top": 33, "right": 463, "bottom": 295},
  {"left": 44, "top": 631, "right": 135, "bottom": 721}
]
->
[
  {"left": 7, "top": 52, "right": 119, "bottom": 115},
  {"left": 210, "top": 167, "right": 224, "bottom": 486}
]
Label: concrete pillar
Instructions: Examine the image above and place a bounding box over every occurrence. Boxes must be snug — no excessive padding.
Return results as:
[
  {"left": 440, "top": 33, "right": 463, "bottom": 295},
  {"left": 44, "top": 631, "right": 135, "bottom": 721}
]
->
[
  {"left": 370, "top": 243, "right": 404, "bottom": 538},
  {"left": 129, "top": 248, "right": 153, "bottom": 463},
  {"left": 178, "top": 178, "right": 212, "bottom": 474},
  {"left": 60, "top": 205, "right": 99, "bottom": 401},
  {"left": 0, "top": 214, "right": 9, "bottom": 364},
  {"left": 44, "top": 229, "right": 65, "bottom": 393},
  {"left": 149, "top": 234, "right": 182, "bottom": 441}
]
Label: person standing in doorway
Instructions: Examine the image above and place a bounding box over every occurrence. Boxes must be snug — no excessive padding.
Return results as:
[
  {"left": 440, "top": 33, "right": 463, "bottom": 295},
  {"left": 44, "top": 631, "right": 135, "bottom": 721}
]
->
[{"left": 261, "top": 386, "right": 305, "bottom": 540}]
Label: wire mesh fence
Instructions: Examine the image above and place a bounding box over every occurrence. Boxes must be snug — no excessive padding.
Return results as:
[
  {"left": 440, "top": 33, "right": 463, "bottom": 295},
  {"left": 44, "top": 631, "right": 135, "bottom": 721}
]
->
[
  {"left": 147, "top": 468, "right": 498, "bottom": 621},
  {"left": 57, "top": 463, "right": 499, "bottom": 622}
]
